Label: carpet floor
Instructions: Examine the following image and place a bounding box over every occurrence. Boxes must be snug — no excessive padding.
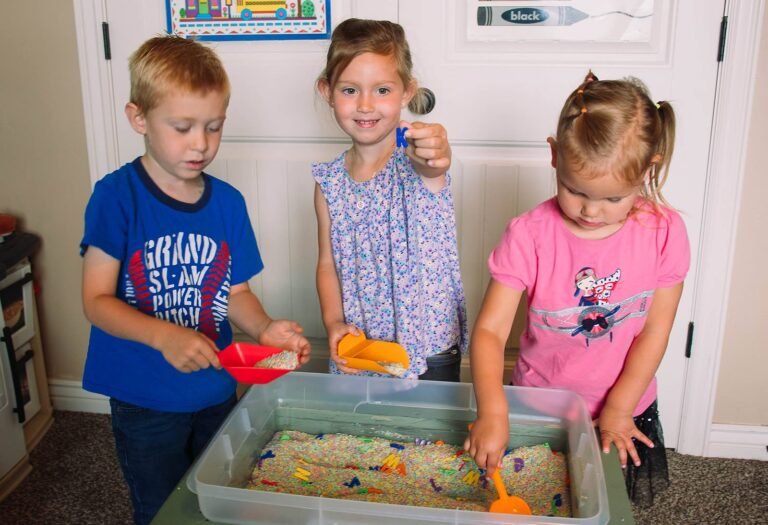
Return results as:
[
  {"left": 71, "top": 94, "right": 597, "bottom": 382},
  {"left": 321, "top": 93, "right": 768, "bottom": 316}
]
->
[{"left": 0, "top": 411, "right": 766, "bottom": 524}]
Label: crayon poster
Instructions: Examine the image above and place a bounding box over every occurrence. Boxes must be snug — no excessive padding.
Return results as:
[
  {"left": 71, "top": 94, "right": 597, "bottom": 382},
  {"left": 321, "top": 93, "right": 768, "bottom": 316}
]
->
[
  {"left": 166, "top": 0, "right": 331, "bottom": 41},
  {"left": 469, "top": 0, "right": 660, "bottom": 44}
]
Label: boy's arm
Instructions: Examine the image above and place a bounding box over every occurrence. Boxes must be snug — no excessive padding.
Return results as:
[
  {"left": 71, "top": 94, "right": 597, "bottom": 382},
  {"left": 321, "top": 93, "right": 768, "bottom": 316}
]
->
[
  {"left": 464, "top": 279, "right": 523, "bottom": 476},
  {"left": 227, "top": 282, "right": 311, "bottom": 364},
  {"left": 402, "top": 120, "right": 451, "bottom": 192},
  {"left": 599, "top": 282, "right": 684, "bottom": 467},
  {"left": 314, "top": 184, "right": 359, "bottom": 373},
  {"left": 82, "top": 246, "right": 221, "bottom": 371}
]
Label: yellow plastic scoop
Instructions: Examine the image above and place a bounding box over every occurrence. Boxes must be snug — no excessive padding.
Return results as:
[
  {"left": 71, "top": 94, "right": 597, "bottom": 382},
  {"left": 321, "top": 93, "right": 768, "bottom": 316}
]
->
[{"left": 337, "top": 332, "right": 410, "bottom": 376}]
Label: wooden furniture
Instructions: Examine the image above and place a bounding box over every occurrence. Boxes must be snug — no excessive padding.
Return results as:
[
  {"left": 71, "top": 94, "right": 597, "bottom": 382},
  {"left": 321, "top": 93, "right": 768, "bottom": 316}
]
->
[{"left": 0, "top": 252, "right": 54, "bottom": 502}]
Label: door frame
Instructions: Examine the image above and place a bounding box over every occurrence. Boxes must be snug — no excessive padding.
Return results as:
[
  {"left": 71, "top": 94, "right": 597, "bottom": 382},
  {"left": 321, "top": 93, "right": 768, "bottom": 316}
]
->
[
  {"left": 676, "top": 0, "right": 765, "bottom": 455},
  {"left": 72, "top": 0, "right": 765, "bottom": 456}
]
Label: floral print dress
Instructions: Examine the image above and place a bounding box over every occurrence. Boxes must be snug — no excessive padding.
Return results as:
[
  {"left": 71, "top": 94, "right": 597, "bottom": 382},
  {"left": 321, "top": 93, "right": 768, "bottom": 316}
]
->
[{"left": 313, "top": 148, "right": 468, "bottom": 378}]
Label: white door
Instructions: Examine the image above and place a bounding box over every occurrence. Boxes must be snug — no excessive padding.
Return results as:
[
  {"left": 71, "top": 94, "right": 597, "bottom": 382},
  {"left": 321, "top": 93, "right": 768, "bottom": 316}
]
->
[{"left": 88, "top": 0, "right": 722, "bottom": 448}]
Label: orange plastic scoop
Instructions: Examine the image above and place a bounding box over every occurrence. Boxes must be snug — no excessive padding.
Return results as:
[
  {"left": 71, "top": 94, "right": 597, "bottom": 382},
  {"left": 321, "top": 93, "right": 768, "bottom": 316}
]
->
[
  {"left": 489, "top": 469, "right": 532, "bottom": 515},
  {"left": 219, "top": 342, "right": 297, "bottom": 384},
  {"left": 337, "top": 332, "right": 410, "bottom": 376},
  {"left": 467, "top": 423, "right": 532, "bottom": 515}
]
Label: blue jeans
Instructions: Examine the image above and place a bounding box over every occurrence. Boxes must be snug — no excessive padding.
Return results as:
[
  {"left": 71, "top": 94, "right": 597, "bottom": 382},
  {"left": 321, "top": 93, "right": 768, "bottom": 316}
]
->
[
  {"left": 110, "top": 394, "right": 237, "bottom": 525},
  {"left": 418, "top": 346, "right": 462, "bottom": 382}
]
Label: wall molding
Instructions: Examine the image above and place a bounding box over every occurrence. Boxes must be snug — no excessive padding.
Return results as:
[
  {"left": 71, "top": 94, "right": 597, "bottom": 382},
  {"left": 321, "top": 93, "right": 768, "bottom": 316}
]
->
[
  {"left": 49, "top": 379, "right": 110, "bottom": 414},
  {"left": 72, "top": 0, "right": 119, "bottom": 187},
  {"left": 708, "top": 424, "right": 768, "bottom": 460}
]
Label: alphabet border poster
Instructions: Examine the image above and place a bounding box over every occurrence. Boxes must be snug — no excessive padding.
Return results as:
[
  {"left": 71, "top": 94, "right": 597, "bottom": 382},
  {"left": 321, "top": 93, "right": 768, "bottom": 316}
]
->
[{"left": 166, "top": 0, "right": 331, "bottom": 41}]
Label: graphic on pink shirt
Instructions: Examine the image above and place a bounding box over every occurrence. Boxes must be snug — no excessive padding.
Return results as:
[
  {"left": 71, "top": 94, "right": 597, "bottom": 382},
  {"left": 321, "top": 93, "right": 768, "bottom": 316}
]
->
[
  {"left": 532, "top": 266, "right": 651, "bottom": 347},
  {"left": 574, "top": 267, "right": 620, "bottom": 306}
]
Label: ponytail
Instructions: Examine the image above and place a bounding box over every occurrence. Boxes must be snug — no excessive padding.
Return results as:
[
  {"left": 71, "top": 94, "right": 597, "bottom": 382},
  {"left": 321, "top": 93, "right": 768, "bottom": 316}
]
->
[
  {"left": 408, "top": 87, "right": 436, "bottom": 115},
  {"left": 646, "top": 100, "right": 676, "bottom": 206}
]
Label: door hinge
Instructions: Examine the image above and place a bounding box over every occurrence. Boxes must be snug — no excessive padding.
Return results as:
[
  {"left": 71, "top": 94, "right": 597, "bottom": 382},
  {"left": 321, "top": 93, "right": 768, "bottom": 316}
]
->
[
  {"left": 717, "top": 15, "right": 728, "bottom": 62},
  {"left": 685, "top": 321, "right": 694, "bottom": 358},
  {"left": 102, "top": 22, "right": 112, "bottom": 60}
]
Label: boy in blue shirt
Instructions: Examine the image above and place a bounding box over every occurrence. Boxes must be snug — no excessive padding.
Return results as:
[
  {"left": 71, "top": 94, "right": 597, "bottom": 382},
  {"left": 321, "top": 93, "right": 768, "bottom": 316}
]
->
[{"left": 80, "top": 35, "right": 310, "bottom": 525}]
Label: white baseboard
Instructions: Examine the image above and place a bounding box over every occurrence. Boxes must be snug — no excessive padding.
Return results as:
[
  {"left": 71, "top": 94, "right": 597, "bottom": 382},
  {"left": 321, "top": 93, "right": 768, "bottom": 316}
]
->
[
  {"left": 707, "top": 424, "right": 768, "bottom": 460},
  {"left": 49, "top": 379, "right": 110, "bottom": 414}
]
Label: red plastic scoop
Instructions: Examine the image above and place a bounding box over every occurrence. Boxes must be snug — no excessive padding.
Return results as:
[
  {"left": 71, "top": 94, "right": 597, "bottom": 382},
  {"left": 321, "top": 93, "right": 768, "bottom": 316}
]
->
[{"left": 219, "top": 342, "right": 297, "bottom": 384}]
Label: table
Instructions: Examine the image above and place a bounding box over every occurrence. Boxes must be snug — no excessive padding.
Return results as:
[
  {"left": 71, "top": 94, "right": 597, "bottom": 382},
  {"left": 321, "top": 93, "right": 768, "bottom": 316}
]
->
[{"left": 151, "top": 447, "right": 634, "bottom": 524}]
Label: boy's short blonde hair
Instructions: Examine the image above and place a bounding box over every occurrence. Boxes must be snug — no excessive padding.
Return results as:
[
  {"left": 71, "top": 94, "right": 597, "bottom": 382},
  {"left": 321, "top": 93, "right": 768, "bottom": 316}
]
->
[{"left": 129, "top": 35, "right": 230, "bottom": 112}]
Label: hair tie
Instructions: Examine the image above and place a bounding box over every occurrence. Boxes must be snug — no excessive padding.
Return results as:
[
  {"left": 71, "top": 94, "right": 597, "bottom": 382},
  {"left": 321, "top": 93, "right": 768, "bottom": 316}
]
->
[
  {"left": 581, "top": 107, "right": 588, "bottom": 114},
  {"left": 655, "top": 101, "right": 661, "bottom": 109}
]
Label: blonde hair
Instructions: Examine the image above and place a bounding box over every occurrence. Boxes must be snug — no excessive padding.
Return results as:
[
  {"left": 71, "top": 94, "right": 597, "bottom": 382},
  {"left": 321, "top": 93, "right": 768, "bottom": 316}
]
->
[
  {"left": 129, "top": 35, "right": 230, "bottom": 112},
  {"left": 556, "top": 72, "right": 676, "bottom": 207},
  {"left": 317, "top": 18, "right": 435, "bottom": 115}
]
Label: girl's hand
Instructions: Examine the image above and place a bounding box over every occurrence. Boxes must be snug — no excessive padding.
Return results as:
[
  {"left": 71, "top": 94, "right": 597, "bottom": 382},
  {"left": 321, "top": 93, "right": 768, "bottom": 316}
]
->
[
  {"left": 157, "top": 325, "right": 222, "bottom": 372},
  {"left": 402, "top": 120, "right": 451, "bottom": 173},
  {"left": 259, "top": 320, "right": 312, "bottom": 365},
  {"left": 463, "top": 415, "right": 509, "bottom": 476},
  {"left": 326, "top": 322, "right": 361, "bottom": 374},
  {"left": 598, "top": 405, "right": 654, "bottom": 468}
]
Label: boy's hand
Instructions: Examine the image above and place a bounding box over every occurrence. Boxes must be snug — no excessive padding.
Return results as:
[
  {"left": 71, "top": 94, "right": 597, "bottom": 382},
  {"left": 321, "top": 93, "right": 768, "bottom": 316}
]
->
[
  {"left": 157, "top": 326, "right": 221, "bottom": 372},
  {"left": 463, "top": 415, "right": 509, "bottom": 476},
  {"left": 259, "top": 320, "right": 312, "bottom": 365},
  {"left": 326, "top": 322, "right": 361, "bottom": 374},
  {"left": 401, "top": 120, "right": 451, "bottom": 175},
  {"left": 598, "top": 405, "right": 654, "bottom": 469}
]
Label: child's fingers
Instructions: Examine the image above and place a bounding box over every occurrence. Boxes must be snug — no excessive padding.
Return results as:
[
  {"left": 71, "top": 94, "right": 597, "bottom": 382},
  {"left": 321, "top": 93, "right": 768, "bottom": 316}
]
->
[
  {"left": 328, "top": 337, "right": 348, "bottom": 366},
  {"left": 410, "top": 137, "right": 446, "bottom": 153},
  {"left": 615, "top": 442, "right": 628, "bottom": 468},
  {"left": 418, "top": 154, "right": 450, "bottom": 169},
  {"left": 485, "top": 451, "right": 503, "bottom": 476},
  {"left": 404, "top": 147, "right": 450, "bottom": 171},
  {"left": 626, "top": 440, "right": 642, "bottom": 468},
  {"left": 401, "top": 120, "right": 446, "bottom": 140},
  {"left": 633, "top": 428, "right": 654, "bottom": 449},
  {"left": 336, "top": 362, "right": 361, "bottom": 374},
  {"left": 194, "top": 343, "right": 219, "bottom": 369},
  {"left": 202, "top": 337, "right": 222, "bottom": 368},
  {"left": 296, "top": 338, "right": 311, "bottom": 364}
]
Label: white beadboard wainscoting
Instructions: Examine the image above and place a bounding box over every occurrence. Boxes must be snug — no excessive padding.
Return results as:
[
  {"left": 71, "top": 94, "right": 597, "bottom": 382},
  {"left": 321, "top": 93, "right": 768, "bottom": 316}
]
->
[{"left": 207, "top": 140, "right": 553, "bottom": 343}]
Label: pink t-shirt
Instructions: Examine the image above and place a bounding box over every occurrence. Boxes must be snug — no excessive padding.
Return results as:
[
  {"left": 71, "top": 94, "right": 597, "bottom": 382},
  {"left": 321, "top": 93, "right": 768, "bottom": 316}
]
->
[{"left": 489, "top": 198, "right": 690, "bottom": 418}]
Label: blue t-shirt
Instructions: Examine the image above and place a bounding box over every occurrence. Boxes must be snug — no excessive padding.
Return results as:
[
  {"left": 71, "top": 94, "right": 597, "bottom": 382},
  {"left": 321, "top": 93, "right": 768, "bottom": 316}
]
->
[{"left": 80, "top": 158, "right": 263, "bottom": 412}]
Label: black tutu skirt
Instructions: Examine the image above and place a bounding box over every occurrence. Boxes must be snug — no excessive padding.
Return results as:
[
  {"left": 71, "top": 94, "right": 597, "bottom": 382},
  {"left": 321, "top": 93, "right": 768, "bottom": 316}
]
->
[{"left": 624, "top": 400, "right": 669, "bottom": 507}]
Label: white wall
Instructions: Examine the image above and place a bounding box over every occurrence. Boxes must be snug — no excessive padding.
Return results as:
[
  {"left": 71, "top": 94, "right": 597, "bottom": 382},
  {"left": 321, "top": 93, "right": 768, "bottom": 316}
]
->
[
  {"left": 0, "top": 1, "right": 92, "bottom": 381},
  {"left": 1, "top": 1, "right": 766, "bottom": 430}
]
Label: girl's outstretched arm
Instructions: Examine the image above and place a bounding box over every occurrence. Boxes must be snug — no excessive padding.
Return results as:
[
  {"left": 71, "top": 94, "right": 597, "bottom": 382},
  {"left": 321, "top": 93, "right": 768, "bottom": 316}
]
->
[
  {"left": 314, "top": 184, "right": 360, "bottom": 373},
  {"left": 599, "top": 282, "right": 684, "bottom": 468},
  {"left": 464, "top": 279, "right": 523, "bottom": 476},
  {"left": 402, "top": 120, "right": 451, "bottom": 191}
]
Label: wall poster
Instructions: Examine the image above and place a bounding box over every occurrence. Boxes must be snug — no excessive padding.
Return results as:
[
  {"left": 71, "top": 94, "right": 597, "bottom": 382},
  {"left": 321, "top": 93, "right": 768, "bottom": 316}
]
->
[
  {"left": 469, "top": 0, "right": 661, "bottom": 44},
  {"left": 166, "top": 0, "right": 331, "bottom": 41}
]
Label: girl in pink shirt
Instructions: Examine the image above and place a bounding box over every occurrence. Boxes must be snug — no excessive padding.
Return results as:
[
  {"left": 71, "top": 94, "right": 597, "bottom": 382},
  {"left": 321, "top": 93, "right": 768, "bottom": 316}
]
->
[{"left": 465, "top": 72, "right": 689, "bottom": 507}]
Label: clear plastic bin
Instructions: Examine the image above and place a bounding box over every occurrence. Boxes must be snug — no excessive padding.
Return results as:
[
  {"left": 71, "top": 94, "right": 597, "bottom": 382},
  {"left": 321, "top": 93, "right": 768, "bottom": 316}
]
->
[{"left": 187, "top": 372, "right": 609, "bottom": 524}]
